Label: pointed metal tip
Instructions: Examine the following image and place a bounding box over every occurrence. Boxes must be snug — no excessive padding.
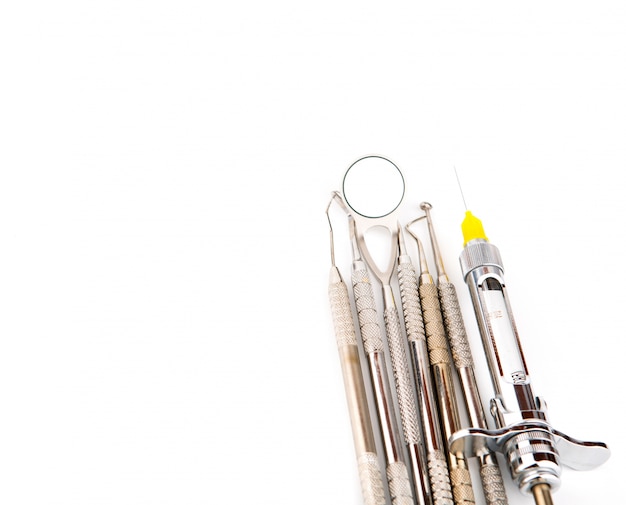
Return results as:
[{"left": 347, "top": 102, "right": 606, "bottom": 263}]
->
[
  {"left": 348, "top": 214, "right": 361, "bottom": 261},
  {"left": 397, "top": 222, "right": 407, "bottom": 256},
  {"left": 416, "top": 236, "right": 430, "bottom": 274}
]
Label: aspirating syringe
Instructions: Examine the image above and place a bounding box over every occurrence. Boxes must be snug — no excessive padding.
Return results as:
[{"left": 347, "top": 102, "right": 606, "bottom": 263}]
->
[{"left": 449, "top": 209, "right": 610, "bottom": 505}]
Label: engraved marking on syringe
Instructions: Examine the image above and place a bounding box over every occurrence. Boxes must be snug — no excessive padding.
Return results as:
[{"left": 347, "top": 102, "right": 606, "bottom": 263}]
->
[
  {"left": 511, "top": 371, "right": 527, "bottom": 384},
  {"left": 483, "top": 301, "right": 505, "bottom": 377},
  {"left": 481, "top": 278, "right": 530, "bottom": 383}
]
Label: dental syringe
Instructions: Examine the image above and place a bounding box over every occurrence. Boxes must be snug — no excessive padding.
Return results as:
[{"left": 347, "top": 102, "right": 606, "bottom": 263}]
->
[{"left": 449, "top": 209, "right": 610, "bottom": 505}]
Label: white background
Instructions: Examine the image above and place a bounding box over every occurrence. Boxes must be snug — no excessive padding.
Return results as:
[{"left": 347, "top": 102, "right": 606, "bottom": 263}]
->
[{"left": 1, "top": 1, "right": 624, "bottom": 504}]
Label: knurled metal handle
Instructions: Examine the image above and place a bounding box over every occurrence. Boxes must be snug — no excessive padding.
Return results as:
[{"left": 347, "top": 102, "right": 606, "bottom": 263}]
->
[
  {"left": 419, "top": 283, "right": 451, "bottom": 366},
  {"left": 437, "top": 282, "right": 509, "bottom": 505},
  {"left": 329, "top": 274, "right": 386, "bottom": 505},
  {"left": 329, "top": 277, "right": 358, "bottom": 348},
  {"left": 428, "top": 450, "right": 454, "bottom": 505},
  {"left": 384, "top": 304, "right": 421, "bottom": 445},
  {"left": 449, "top": 459, "right": 476, "bottom": 505},
  {"left": 438, "top": 281, "right": 473, "bottom": 369},
  {"left": 357, "top": 452, "right": 388, "bottom": 505},
  {"left": 387, "top": 460, "right": 415, "bottom": 505},
  {"left": 397, "top": 262, "right": 427, "bottom": 343},
  {"left": 479, "top": 460, "right": 508, "bottom": 505},
  {"left": 352, "top": 266, "right": 385, "bottom": 354}
]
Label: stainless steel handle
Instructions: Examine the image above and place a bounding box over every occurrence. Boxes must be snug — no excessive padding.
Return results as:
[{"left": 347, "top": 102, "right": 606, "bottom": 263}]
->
[
  {"left": 428, "top": 449, "right": 455, "bottom": 505},
  {"left": 358, "top": 452, "right": 392, "bottom": 505},
  {"left": 387, "top": 460, "right": 416, "bottom": 505},
  {"left": 448, "top": 457, "right": 475, "bottom": 505},
  {"left": 383, "top": 297, "right": 431, "bottom": 505},
  {"left": 397, "top": 260, "right": 454, "bottom": 505},
  {"left": 479, "top": 458, "right": 508, "bottom": 505},
  {"left": 420, "top": 282, "right": 476, "bottom": 505},
  {"left": 384, "top": 301, "right": 421, "bottom": 446},
  {"left": 329, "top": 268, "right": 387, "bottom": 505},
  {"left": 437, "top": 282, "right": 473, "bottom": 370},
  {"left": 352, "top": 264, "right": 385, "bottom": 354},
  {"left": 352, "top": 262, "right": 418, "bottom": 505},
  {"left": 438, "top": 281, "right": 509, "bottom": 505},
  {"left": 419, "top": 283, "right": 450, "bottom": 367}
]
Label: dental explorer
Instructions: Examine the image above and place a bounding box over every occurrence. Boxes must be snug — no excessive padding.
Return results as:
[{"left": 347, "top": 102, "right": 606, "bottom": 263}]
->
[
  {"left": 396, "top": 225, "right": 455, "bottom": 505},
  {"left": 403, "top": 224, "right": 476, "bottom": 505},
  {"left": 449, "top": 208, "right": 611, "bottom": 505},
  {"left": 326, "top": 196, "right": 387, "bottom": 505},
  {"left": 412, "top": 203, "right": 508, "bottom": 505}
]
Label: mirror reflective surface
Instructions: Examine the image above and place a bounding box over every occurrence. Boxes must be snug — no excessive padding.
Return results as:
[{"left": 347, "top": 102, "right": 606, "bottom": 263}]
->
[{"left": 342, "top": 156, "right": 405, "bottom": 218}]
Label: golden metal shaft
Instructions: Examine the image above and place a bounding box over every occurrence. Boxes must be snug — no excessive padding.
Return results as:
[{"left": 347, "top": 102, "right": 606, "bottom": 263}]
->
[{"left": 531, "top": 483, "right": 553, "bottom": 505}]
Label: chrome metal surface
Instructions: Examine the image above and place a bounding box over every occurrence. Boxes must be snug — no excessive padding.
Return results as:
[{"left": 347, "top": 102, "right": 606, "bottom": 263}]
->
[{"left": 458, "top": 235, "right": 611, "bottom": 497}]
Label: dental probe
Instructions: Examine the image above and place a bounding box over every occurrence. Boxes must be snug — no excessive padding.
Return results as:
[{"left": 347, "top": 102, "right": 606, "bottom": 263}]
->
[
  {"left": 340, "top": 193, "right": 416, "bottom": 505},
  {"left": 396, "top": 225, "right": 455, "bottom": 505},
  {"left": 403, "top": 225, "right": 476, "bottom": 505},
  {"left": 326, "top": 196, "right": 387, "bottom": 505},
  {"left": 449, "top": 209, "right": 611, "bottom": 505},
  {"left": 413, "top": 203, "right": 508, "bottom": 505}
]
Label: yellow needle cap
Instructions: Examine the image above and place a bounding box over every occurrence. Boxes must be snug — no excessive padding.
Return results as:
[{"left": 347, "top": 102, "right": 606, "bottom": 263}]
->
[{"left": 462, "top": 210, "right": 488, "bottom": 246}]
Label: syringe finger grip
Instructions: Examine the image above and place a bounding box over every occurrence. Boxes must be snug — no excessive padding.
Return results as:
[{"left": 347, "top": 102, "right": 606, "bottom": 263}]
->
[
  {"left": 352, "top": 267, "right": 385, "bottom": 354},
  {"left": 438, "top": 281, "right": 474, "bottom": 369}
]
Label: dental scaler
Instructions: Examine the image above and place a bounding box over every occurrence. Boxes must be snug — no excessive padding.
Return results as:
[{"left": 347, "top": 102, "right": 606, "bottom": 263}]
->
[{"left": 449, "top": 210, "right": 610, "bottom": 505}]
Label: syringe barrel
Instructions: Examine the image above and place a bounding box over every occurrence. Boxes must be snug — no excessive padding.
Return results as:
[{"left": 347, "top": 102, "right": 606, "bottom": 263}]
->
[
  {"left": 459, "top": 239, "right": 561, "bottom": 492},
  {"left": 460, "top": 240, "right": 539, "bottom": 422}
]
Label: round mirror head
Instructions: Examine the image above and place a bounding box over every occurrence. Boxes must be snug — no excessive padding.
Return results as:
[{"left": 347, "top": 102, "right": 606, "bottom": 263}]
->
[{"left": 342, "top": 156, "right": 405, "bottom": 218}]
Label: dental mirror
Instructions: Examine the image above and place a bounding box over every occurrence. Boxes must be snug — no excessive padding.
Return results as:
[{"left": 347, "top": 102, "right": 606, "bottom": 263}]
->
[{"left": 342, "top": 155, "right": 405, "bottom": 219}]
